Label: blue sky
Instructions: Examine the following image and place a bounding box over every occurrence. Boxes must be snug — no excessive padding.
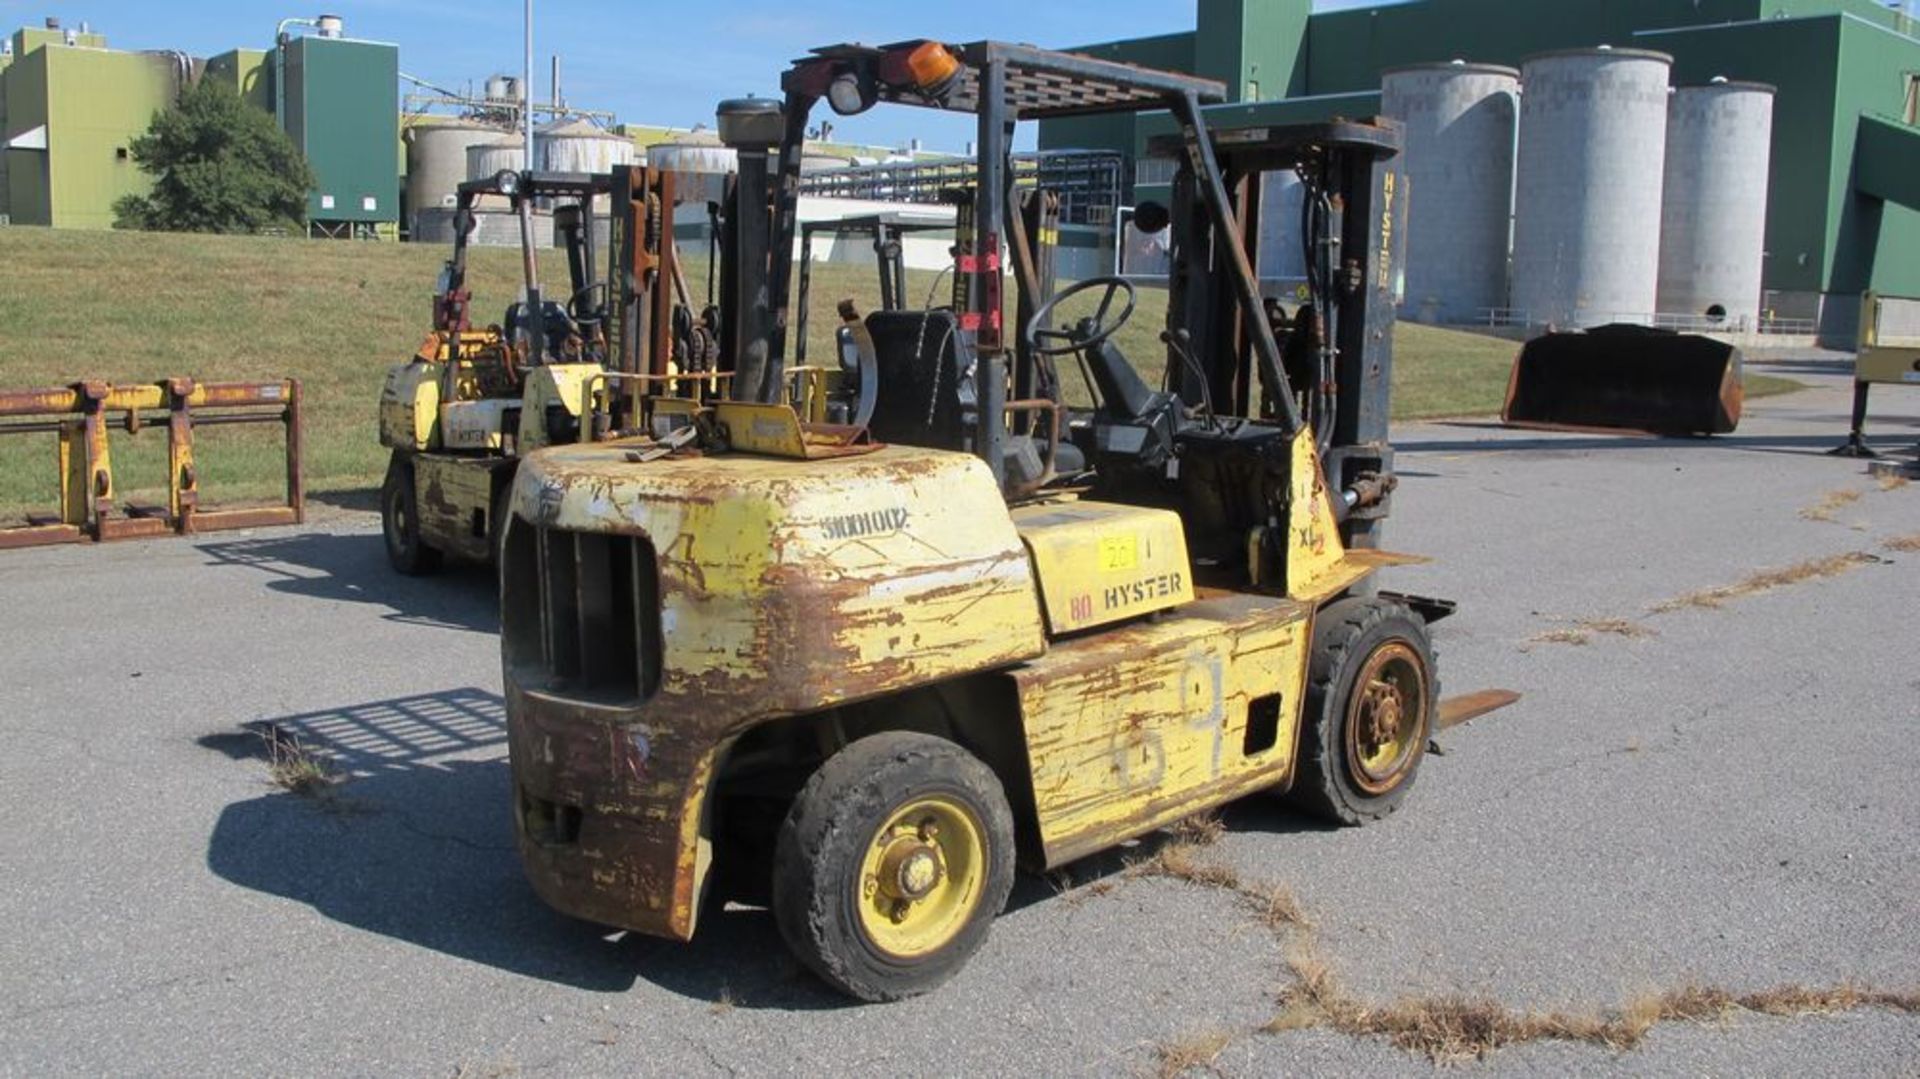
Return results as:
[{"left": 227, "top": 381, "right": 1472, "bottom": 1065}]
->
[{"left": 6, "top": 0, "right": 1387, "bottom": 150}]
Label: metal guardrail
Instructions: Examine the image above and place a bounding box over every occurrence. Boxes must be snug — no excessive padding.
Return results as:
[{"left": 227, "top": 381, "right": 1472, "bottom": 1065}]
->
[
  {"left": 798, "top": 150, "right": 1124, "bottom": 227},
  {"left": 1475, "top": 308, "right": 1816, "bottom": 336},
  {"left": 1756, "top": 315, "right": 1818, "bottom": 335},
  {"left": 0, "top": 378, "right": 303, "bottom": 550}
]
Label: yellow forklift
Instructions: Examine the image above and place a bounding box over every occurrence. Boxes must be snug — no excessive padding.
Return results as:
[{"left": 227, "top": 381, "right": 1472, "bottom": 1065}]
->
[
  {"left": 500, "top": 40, "right": 1485, "bottom": 1000},
  {"left": 376, "top": 165, "right": 703, "bottom": 572}
]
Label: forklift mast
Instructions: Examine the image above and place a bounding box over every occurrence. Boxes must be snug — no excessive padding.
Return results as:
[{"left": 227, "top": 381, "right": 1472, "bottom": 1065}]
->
[{"left": 1152, "top": 121, "right": 1406, "bottom": 547}]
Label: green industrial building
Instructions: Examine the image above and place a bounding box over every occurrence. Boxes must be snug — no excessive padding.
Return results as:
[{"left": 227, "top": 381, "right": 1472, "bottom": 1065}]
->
[
  {"left": 275, "top": 32, "right": 400, "bottom": 237},
  {"left": 1044, "top": 0, "right": 1920, "bottom": 339},
  {"left": 1, "top": 19, "right": 399, "bottom": 237},
  {"left": 1, "top": 24, "right": 177, "bottom": 228}
]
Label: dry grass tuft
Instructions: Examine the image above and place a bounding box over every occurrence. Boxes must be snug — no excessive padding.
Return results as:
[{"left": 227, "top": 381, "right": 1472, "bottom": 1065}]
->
[
  {"left": 1649, "top": 551, "right": 1881, "bottom": 613},
  {"left": 1151, "top": 1026, "right": 1235, "bottom": 1078},
  {"left": 1883, "top": 532, "right": 1920, "bottom": 553},
  {"left": 1247, "top": 883, "right": 1313, "bottom": 931},
  {"left": 1279, "top": 942, "right": 1344, "bottom": 1014},
  {"left": 1168, "top": 811, "right": 1228, "bottom": 847},
  {"left": 1736, "top": 983, "right": 1920, "bottom": 1016},
  {"left": 1582, "top": 618, "right": 1656, "bottom": 639},
  {"left": 1530, "top": 618, "right": 1656, "bottom": 647},
  {"left": 1874, "top": 472, "right": 1910, "bottom": 491},
  {"left": 1799, "top": 487, "right": 1864, "bottom": 523},
  {"left": 1129, "top": 841, "right": 1243, "bottom": 891},
  {"left": 709, "top": 984, "right": 736, "bottom": 1016},
  {"left": 260, "top": 726, "right": 340, "bottom": 797},
  {"left": 1149, "top": 1025, "right": 1235, "bottom": 1079},
  {"left": 1649, "top": 985, "right": 1736, "bottom": 1022},
  {"left": 1334, "top": 995, "right": 1627, "bottom": 1060},
  {"left": 1261, "top": 976, "right": 1920, "bottom": 1063}
]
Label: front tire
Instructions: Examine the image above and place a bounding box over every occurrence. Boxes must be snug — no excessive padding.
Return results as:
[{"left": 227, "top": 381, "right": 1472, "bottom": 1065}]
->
[
  {"left": 1288, "top": 596, "right": 1436, "bottom": 825},
  {"left": 772, "top": 732, "right": 1016, "bottom": 1002},
  {"left": 380, "top": 451, "right": 441, "bottom": 576}
]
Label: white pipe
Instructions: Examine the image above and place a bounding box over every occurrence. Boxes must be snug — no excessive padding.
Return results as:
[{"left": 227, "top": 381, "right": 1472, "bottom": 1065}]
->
[
  {"left": 523, "top": 0, "right": 534, "bottom": 171},
  {"left": 275, "top": 16, "right": 318, "bottom": 42}
]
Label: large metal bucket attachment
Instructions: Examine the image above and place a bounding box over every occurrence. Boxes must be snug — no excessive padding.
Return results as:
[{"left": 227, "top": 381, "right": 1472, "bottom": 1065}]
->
[{"left": 1502, "top": 324, "right": 1743, "bottom": 436}]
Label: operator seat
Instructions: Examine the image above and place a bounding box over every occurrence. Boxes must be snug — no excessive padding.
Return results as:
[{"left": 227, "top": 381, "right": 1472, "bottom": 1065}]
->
[
  {"left": 863, "top": 309, "right": 976, "bottom": 451},
  {"left": 863, "top": 308, "right": 1087, "bottom": 484},
  {"left": 504, "top": 299, "right": 577, "bottom": 364}
]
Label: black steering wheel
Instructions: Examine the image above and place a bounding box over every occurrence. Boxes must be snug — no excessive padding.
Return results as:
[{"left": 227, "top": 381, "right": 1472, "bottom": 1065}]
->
[
  {"left": 568, "top": 281, "right": 608, "bottom": 322},
  {"left": 1024, "top": 276, "right": 1137, "bottom": 358}
]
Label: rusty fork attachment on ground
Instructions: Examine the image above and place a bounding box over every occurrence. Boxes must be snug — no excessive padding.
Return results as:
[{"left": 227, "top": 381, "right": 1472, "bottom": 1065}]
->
[{"left": 0, "top": 378, "right": 304, "bottom": 549}]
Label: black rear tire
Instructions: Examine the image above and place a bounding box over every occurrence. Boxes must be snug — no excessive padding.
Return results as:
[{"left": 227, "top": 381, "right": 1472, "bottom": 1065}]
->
[
  {"left": 772, "top": 732, "right": 1016, "bottom": 1002},
  {"left": 1287, "top": 596, "right": 1436, "bottom": 825},
  {"left": 381, "top": 451, "right": 441, "bottom": 576}
]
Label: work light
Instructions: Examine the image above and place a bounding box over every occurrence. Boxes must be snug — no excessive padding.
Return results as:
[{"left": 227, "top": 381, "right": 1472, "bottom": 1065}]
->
[{"left": 827, "top": 67, "right": 878, "bottom": 116}]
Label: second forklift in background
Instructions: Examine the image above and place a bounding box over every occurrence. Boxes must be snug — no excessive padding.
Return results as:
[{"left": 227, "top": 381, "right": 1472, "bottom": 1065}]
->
[{"left": 376, "top": 165, "right": 699, "bottom": 572}]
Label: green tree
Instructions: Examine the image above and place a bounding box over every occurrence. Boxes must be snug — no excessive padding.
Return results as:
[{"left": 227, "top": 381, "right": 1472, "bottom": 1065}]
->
[{"left": 114, "top": 79, "right": 315, "bottom": 233}]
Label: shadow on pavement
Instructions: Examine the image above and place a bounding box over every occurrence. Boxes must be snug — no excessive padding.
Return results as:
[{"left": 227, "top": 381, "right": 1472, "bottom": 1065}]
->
[
  {"left": 1398, "top": 421, "right": 1917, "bottom": 458},
  {"left": 309, "top": 487, "right": 379, "bottom": 515},
  {"left": 197, "top": 688, "right": 848, "bottom": 1008},
  {"left": 1002, "top": 792, "right": 1337, "bottom": 914},
  {"left": 1744, "top": 356, "right": 1856, "bottom": 377},
  {"left": 196, "top": 530, "right": 497, "bottom": 634}
]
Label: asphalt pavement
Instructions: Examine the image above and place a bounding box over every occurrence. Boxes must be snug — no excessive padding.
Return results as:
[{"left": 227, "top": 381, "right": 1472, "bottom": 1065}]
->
[{"left": 1, "top": 352, "right": 1915, "bottom": 1077}]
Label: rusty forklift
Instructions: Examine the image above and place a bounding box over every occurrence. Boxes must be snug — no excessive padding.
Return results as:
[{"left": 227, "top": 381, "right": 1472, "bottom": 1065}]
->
[
  {"left": 377, "top": 165, "right": 715, "bottom": 571},
  {"left": 501, "top": 40, "right": 1481, "bottom": 1001},
  {"left": 378, "top": 169, "right": 929, "bottom": 571}
]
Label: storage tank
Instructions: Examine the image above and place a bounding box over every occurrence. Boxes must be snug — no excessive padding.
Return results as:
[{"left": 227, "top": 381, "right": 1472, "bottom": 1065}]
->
[
  {"left": 1382, "top": 61, "right": 1520, "bottom": 324},
  {"left": 1511, "top": 47, "right": 1672, "bottom": 329},
  {"left": 1657, "top": 80, "right": 1775, "bottom": 329},
  {"left": 467, "top": 137, "right": 527, "bottom": 182},
  {"left": 406, "top": 118, "right": 506, "bottom": 228},
  {"left": 537, "top": 118, "right": 635, "bottom": 174},
  {"left": 646, "top": 130, "right": 736, "bottom": 205},
  {"left": 414, "top": 202, "right": 550, "bottom": 248},
  {"left": 485, "top": 74, "right": 524, "bottom": 106}
]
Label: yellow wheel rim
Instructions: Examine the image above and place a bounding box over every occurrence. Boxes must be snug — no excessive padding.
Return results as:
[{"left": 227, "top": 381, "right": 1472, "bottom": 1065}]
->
[
  {"left": 1343, "top": 640, "right": 1428, "bottom": 795},
  {"left": 854, "top": 795, "right": 986, "bottom": 960}
]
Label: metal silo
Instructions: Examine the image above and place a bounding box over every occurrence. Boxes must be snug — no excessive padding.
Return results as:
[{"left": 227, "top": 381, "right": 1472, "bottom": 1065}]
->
[
  {"left": 1657, "top": 80, "right": 1775, "bottom": 329},
  {"left": 1511, "top": 47, "right": 1672, "bottom": 329},
  {"left": 646, "top": 130, "right": 737, "bottom": 205},
  {"left": 1382, "top": 61, "right": 1520, "bottom": 324},
  {"left": 536, "top": 118, "right": 636, "bottom": 174},
  {"left": 405, "top": 118, "right": 505, "bottom": 233},
  {"left": 467, "top": 137, "right": 527, "bottom": 182}
]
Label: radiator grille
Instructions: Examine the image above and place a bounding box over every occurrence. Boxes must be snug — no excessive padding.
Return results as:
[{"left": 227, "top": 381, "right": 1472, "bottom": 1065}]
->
[{"left": 503, "top": 521, "right": 662, "bottom": 703}]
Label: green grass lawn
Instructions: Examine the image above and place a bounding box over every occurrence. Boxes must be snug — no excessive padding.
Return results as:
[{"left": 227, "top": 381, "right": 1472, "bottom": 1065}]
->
[{"left": 0, "top": 227, "right": 1802, "bottom": 520}]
